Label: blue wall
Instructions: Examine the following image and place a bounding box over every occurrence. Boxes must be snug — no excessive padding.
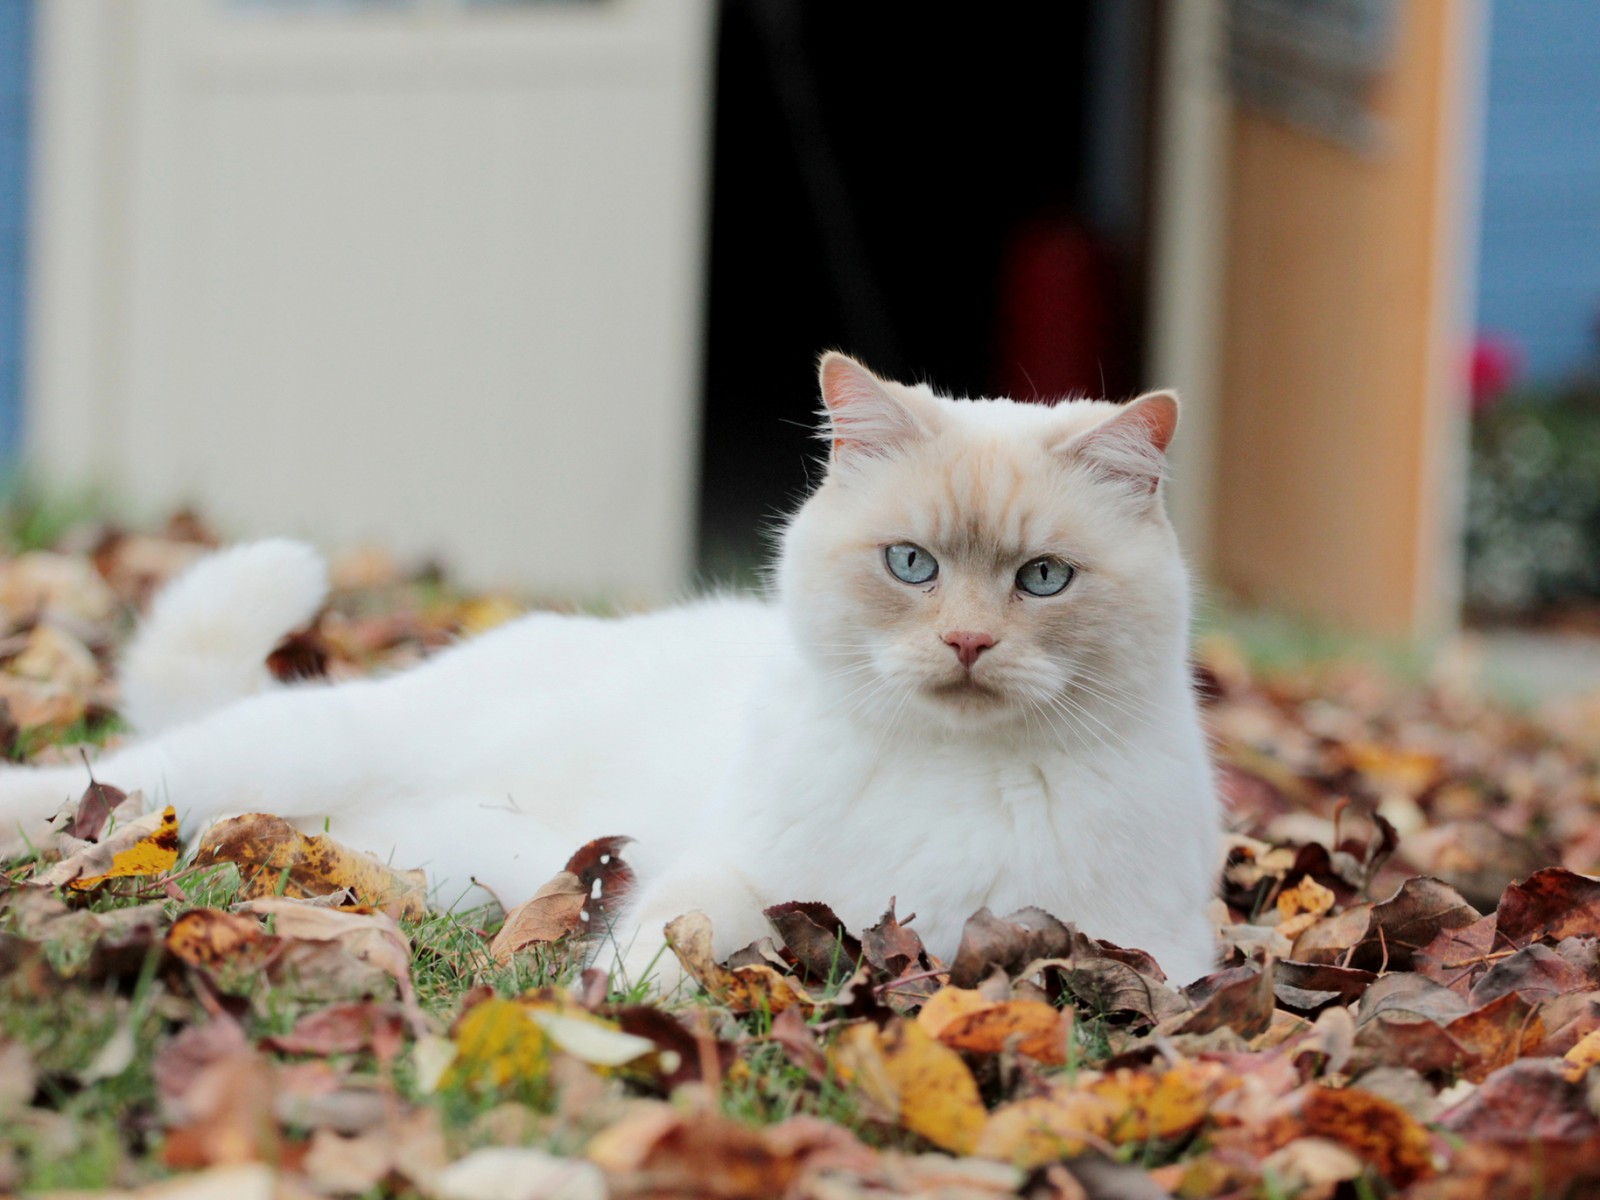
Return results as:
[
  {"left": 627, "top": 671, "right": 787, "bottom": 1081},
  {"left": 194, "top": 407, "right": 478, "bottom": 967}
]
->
[{"left": 1477, "top": 0, "right": 1600, "bottom": 381}]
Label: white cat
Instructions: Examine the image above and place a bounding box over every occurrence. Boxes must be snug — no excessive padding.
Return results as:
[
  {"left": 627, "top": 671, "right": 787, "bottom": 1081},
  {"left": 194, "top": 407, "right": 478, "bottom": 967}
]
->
[{"left": 0, "top": 354, "right": 1221, "bottom": 987}]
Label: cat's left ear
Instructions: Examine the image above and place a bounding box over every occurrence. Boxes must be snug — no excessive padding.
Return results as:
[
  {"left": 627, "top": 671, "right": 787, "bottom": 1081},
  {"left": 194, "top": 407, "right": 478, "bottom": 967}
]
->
[{"left": 1053, "top": 390, "right": 1179, "bottom": 496}]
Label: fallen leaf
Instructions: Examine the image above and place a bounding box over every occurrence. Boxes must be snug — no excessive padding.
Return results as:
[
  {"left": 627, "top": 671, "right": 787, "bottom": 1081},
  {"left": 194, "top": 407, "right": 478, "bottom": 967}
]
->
[
  {"left": 166, "top": 908, "right": 271, "bottom": 971},
  {"left": 238, "top": 897, "right": 423, "bottom": 1028},
  {"left": 1496, "top": 868, "right": 1600, "bottom": 947},
  {"left": 487, "top": 871, "right": 585, "bottom": 963},
  {"left": 949, "top": 906, "right": 1074, "bottom": 989},
  {"left": 195, "top": 814, "right": 426, "bottom": 919},
  {"left": 765, "top": 900, "right": 865, "bottom": 982},
  {"left": 489, "top": 835, "right": 634, "bottom": 964},
  {"left": 1438, "top": 1058, "right": 1600, "bottom": 1141},
  {"left": 263, "top": 1001, "right": 407, "bottom": 1061},
  {"left": 434, "top": 1146, "right": 605, "bottom": 1200},
  {"left": 1295, "top": 1085, "right": 1436, "bottom": 1187},
  {"left": 832, "top": 1018, "right": 988, "bottom": 1153},
  {"left": 664, "top": 910, "right": 815, "bottom": 1014},
  {"left": 64, "top": 778, "right": 130, "bottom": 842},
  {"left": 916, "top": 986, "right": 1073, "bottom": 1064},
  {"left": 32, "top": 802, "right": 178, "bottom": 890}
]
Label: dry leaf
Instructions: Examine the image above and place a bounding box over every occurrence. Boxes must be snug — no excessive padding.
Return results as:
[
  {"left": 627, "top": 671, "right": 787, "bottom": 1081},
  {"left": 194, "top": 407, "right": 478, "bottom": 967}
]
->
[
  {"left": 32, "top": 803, "right": 178, "bottom": 890},
  {"left": 832, "top": 1018, "right": 988, "bottom": 1153},
  {"left": 917, "top": 986, "right": 1073, "bottom": 1064},
  {"left": 195, "top": 813, "right": 427, "bottom": 919},
  {"left": 489, "top": 835, "right": 634, "bottom": 965},
  {"left": 664, "top": 910, "right": 815, "bottom": 1014}
]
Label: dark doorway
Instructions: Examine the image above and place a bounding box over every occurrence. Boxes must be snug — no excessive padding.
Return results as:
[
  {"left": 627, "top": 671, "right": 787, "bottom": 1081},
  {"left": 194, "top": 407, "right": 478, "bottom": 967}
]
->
[{"left": 696, "top": 1, "right": 1157, "bottom": 579}]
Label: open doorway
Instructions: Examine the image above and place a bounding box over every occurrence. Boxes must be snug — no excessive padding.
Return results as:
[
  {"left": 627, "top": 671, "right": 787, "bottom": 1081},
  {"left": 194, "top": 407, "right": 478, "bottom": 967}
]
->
[{"left": 695, "top": 0, "right": 1160, "bottom": 579}]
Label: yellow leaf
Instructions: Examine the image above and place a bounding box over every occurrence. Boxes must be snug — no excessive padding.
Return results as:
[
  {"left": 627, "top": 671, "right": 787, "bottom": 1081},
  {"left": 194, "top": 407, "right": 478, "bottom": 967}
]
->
[
  {"left": 1277, "top": 877, "right": 1337, "bottom": 922},
  {"left": 443, "top": 999, "right": 551, "bottom": 1092},
  {"left": 977, "top": 1062, "right": 1234, "bottom": 1169},
  {"left": 195, "top": 813, "right": 427, "bottom": 920},
  {"left": 916, "top": 987, "right": 993, "bottom": 1038},
  {"left": 459, "top": 596, "right": 522, "bottom": 636},
  {"left": 832, "top": 1019, "right": 987, "bottom": 1153},
  {"left": 73, "top": 806, "right": 180, "bottom": 888},
  {"left": 1564, "top": 1027, "right": 1600, "bottom": 1081},
  {"left": 664, "top": 911, "right": 814, "bottom": 1014},
  {"left": 33, "top": 804, "right": 180, "bottom": 890},
  {"left": 977, "top": 1093, "right": 1119, "bottom": 1166},
  {"left": 1087, "top": 1062, "right": 1225, "bottom": 1143}
]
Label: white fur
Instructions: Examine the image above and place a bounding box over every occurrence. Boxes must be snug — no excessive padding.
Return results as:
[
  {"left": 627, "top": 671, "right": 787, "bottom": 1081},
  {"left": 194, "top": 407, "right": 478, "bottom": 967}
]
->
[
  {"left": 0, "top": 359, "right": 1221, "bottom": 989},
  {"left": 119, "top": 539, "right": 329, "bottom": 734}
]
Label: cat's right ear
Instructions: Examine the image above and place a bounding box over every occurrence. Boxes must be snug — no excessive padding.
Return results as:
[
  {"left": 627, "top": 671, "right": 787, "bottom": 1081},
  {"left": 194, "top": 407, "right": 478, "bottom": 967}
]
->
[{"left": 818, "top": 352, "right": 935, "bottom": 464}]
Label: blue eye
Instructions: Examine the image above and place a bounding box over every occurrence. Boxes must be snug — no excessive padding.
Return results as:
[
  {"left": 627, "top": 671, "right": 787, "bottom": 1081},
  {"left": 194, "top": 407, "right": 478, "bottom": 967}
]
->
[
  {"left": 885, "top": 542, "right": 938, "bottom": 585},
  {"left": 1016, "top": 556, "right": 1074, "bottom": 597}
]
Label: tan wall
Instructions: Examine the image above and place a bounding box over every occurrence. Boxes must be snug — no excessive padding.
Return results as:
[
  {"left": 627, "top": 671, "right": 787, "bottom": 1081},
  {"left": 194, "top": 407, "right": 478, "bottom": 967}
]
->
[{"left": 1213, "top": 0, "right": 1481, "bottom": 636}]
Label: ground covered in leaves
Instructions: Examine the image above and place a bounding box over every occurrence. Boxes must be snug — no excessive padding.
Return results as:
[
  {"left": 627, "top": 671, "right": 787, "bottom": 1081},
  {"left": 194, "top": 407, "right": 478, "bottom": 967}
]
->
[{"left": 5, "top": 514, "right": 1600, "bottom": 1197}]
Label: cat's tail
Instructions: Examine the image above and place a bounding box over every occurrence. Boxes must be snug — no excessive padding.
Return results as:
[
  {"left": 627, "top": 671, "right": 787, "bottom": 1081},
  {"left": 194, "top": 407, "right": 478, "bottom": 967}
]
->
[{"left": 119, "top": 539, "right": 329, "bottom": 734}]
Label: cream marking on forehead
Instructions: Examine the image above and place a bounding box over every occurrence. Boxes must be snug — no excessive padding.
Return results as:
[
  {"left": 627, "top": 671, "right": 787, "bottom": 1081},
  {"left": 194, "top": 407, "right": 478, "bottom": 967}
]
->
[{"left": 906, "top": 441, "right": 1050, "bottom": 573}]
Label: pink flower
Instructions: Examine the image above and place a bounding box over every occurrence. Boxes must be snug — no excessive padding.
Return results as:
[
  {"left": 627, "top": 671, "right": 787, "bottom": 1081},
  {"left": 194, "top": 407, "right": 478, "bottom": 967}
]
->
[{"left": 1470, "top": 335, "right": 1520, "bottom": 414}]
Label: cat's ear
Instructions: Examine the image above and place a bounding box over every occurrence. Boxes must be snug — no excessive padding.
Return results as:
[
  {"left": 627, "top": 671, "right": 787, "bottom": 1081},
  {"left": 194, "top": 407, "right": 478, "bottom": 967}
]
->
[
  {"left": 818, "top": 352, "right": 936, "bottom": 463},
  {"left": 1054, "top": 390, "right": 1179, "bottom": 496}
]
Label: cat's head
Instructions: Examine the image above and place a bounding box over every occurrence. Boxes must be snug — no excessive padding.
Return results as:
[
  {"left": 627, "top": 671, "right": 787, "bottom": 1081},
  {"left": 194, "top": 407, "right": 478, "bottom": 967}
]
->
[{"left": 777, "top": 353, "right": 1192, "bottom": 738}]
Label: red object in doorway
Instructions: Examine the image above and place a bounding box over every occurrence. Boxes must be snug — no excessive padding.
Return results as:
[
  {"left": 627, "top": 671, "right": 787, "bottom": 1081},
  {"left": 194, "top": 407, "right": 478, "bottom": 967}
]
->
[{"left": 994, "top": 219, "right": 1124, "bottom": 403}]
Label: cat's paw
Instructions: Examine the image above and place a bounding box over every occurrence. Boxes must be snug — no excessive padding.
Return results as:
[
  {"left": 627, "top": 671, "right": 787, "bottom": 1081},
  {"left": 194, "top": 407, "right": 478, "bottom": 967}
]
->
[{"left": 606, "top": 934, "right": 696, "bottom": 1001}]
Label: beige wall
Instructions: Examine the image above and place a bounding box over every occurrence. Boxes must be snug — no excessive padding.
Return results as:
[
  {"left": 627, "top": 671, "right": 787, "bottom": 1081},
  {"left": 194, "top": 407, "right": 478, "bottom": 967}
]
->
[
  {"left": 28, "top": 0, "right": 714, "bottom": 599},
  {"left": 1212, "top": 0, "right": 1482, "bottom": 635}
]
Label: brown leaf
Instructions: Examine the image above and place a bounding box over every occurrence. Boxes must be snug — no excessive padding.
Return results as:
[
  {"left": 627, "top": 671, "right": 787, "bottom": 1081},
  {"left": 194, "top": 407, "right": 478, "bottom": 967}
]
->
[
  {"left": 1170, "top": 963, "right": 1276, "bottom": 1038},
  {"left": 1273, "top": 960, "right": 1377, "bottom": 1013},
  {"left": 949, "top": 906, "right": 1074, "bottom": 988},
  {"left": 266, "top": 627, "right": 330, "bottom": 683},
  {"left": 765, "top": 900, "right": 864, "bottom": 983},
  {"left": 564, "top": 834, "right": 635, "bottom": 927},
  {"left": 1496, "top": 868, "right": 1600, "bottom": 947},
  {"left": 263, "top": 1001, "right": 408, "bottom": 1062},
  {"left": 608, "top": 1003, "right": 737, "bottom": 1089},
  {"left": 1364, "top": 876, "right": 1481, "bottom": 971},
  {"left": 161, "top": 1052, "right": 281, "bottom": 1168},
  {"left": 767, "top": 1004, "right": 828, "bottom": 1082},
  {"left": 153, "top": 1018, "right": 252, "bottom": 1120},
  {"left": 588, "top": 1102, "right": 807, "bottom": 1196},
  {"left": 194, "top": 813, "right": 427, "bottom": 919},
  {"left": 1413, "top": 914, "right": 1502, "bottom": 995},
  {"left": 1033, "top": 949, "right": 1190, "bottom": 1028},
  {"left": 238, "top": 897, "right": 424, "bottom": 1030},
  {"left": 1290, "top": 904, "right": 1374, "bottom": 966},
  {"left": 489, "top": 835, "right": 634, "bottom": 964},
  {"left": 488, "top": 871, "right": 585, "bottom": 964},
  {"left": 861, "top": 901, "right": 931, "bottom": 980},
  {"left": 1438, "top": 1058, "right": 1600, "bottom": 1141},
  {"left": 1469, "top": 942, "right": 1598, "bottom": 1006},
  {"left": 64, "top": 778, "right": 130, "bottom": 842}
]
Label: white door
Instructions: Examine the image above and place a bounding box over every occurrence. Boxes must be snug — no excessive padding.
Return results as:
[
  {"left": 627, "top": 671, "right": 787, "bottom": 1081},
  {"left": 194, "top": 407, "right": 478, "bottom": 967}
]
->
[{"left": 28, "top": 0, "right": 714, "bottom": 597}]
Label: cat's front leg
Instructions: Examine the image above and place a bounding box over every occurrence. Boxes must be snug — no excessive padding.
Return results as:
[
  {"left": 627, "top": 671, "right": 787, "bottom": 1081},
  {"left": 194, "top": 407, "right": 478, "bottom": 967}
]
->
[{"left": 606, "top": 863, "right": 772, "bottom": 999}]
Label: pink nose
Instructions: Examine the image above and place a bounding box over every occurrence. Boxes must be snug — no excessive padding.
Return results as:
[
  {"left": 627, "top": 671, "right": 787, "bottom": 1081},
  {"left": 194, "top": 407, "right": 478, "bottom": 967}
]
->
[{"left": 943, "top": 630, "right": 996, "bottom": 669}]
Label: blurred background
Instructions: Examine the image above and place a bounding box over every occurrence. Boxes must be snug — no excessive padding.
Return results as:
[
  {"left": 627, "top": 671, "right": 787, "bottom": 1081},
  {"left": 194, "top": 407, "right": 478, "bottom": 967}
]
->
[{"left": 3, "top": 0, "right": 1597, "bottom": 667}]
